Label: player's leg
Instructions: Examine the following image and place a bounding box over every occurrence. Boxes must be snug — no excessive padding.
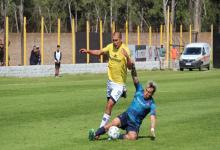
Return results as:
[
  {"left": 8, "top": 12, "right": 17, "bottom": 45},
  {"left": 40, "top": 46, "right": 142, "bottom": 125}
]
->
[
  {"left": 124, "top": 131, "right": 138, "bottom": 140},
  {"left": 105, "top": 82, "right": 124, "bottom": 115},
  {"left": 55, "top": 65, "right": 57, "bottom": 76},
  {"left": 58, "top": 63, "right": 60, "bottom": 76},
  {"left": 99, "top": 98, "right": 114, "bottom": 127},
  {"left": 89, "top": 117, "right": 121, "bottom": 140},
  {"left": 98, "top": 117, "right": 121, "bottom": 137},
  {"left": 172, "top": 59, "right": 175, "bottom": 69},
  {"left": 104, "top": 117, "right": 121, "bottom": 130},
  {"left": 99, "top": 80, "right": 112, "bottom": 127},
  {"left": 99, "top": 81, "right": 123, "bottom": 127},
  {"left": 55, "top": 63, "right": 58, "bottom": 76},
  {"left": 121, "top": 86, "right": 127, "bottom": 98},
  {"left": 120, "top": 119, "right": 139, "bottom": 140}
]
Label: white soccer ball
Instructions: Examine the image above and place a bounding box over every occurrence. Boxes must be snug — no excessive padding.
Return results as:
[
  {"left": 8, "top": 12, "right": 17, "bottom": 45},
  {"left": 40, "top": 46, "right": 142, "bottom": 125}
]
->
[{"left": 108, "top": 126, "right": 120, "bottom": 139}]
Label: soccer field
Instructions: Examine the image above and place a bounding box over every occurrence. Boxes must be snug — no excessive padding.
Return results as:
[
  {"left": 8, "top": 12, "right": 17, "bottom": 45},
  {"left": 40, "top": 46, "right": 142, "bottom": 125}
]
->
[{"left": 0, "top": 70, "right": 220, "bottom": 150}]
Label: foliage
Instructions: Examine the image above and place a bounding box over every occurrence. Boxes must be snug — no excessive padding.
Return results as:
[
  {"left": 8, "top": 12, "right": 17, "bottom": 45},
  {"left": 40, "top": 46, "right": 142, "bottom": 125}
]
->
[{"left": 0, "top": 0, "right": 219, "bottom": 32}]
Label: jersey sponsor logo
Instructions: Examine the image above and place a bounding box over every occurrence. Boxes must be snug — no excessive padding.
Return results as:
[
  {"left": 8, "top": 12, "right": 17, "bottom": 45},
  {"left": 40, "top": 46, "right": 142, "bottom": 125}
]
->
[
  {"left": 136, "top": 97, "right": 148, "bottom": 108},
  {"left": 109, "top": 55, "right": 121, "bottom": 62}
]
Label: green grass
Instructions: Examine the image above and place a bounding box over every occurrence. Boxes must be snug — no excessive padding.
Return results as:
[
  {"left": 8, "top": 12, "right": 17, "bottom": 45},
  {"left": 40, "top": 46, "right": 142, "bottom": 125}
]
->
[{"left": 0, "top": 69, "right": 220, "bottom": 150}]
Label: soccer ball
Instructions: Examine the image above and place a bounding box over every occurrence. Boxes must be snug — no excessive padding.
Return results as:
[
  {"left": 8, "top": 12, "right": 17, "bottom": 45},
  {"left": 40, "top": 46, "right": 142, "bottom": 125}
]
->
[{"left": 108, "top": 126, "right": 120, "bottom": 139}]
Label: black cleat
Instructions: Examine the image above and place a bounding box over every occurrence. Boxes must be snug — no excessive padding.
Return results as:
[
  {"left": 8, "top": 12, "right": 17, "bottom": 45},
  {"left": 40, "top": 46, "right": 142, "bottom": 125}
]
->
[{"left": 121, "top": 90, "right": 127, "bottom": 98}]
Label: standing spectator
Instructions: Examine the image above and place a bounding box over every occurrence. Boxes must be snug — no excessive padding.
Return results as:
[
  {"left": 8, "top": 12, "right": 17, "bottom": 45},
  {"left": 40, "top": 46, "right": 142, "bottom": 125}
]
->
[
  {"left": 0, "top": 39, "right": 10, "bottom": 66},
  {"left": 0, "top": 39, "right": 4, "bottom": 66},
  {"left": 30, "top": 45, "right": 41, "bottom": 65},
  {"left": 54, "top": 45, "right": 62, "bottom": 77},
  {"left": 171, "top": 46, "right": 179, "bottom": 69},
  {"left": 159, "top": 45, "right": 166, "bottom": 69}
]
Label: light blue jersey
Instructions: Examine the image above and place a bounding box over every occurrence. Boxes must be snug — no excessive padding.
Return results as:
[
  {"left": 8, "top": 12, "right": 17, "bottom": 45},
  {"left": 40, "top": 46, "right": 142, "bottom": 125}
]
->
[{"left": 126, "top": 83, "right": 156, "bottom": 127}]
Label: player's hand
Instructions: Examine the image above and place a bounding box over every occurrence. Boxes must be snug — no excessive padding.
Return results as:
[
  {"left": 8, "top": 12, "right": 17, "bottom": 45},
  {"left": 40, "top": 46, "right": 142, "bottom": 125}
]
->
[
  {"left": 150, "top": 128, "right": 156, "bottom": 139},
  {"left": 80, "top": 48, "right": 88, "bottom": 54}
]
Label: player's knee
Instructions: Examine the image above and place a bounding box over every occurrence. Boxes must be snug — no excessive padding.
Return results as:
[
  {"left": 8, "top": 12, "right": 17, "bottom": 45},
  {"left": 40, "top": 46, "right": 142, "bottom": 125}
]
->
[
  {"left": 126, "top": 133, "right": 137, "bottom": 140},
  {"left": 111, "top": 118, "right": 120, "bottom": 126},
  {"left": 131, "top": 134, "right": 138, "bottom": 140},
  {"left": 128, "top": 135, "right": 137, "bottom": 140},
  {"left": 104, "top": 123, "right": 112, "bottom": 131}
]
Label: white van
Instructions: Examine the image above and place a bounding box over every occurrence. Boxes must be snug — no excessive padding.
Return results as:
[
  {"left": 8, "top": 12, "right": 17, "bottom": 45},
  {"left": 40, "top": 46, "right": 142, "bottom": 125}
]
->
[{"left": 179, "top": 43, "right": 210, "bottom": 71}]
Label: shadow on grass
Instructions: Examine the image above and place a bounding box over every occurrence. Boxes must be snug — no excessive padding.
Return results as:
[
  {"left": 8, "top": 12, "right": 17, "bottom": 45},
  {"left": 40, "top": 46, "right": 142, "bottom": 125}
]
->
[
  {"left": 97, "top": 136, "right": 156, "bottom": 141},
  {"left": 138, "top": 135, "right": 156, "bottom": 141}
]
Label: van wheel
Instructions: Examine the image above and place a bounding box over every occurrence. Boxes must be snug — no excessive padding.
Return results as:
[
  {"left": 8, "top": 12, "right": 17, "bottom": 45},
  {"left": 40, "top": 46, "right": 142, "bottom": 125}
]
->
[
  {"left": 199, "top": 62, "right": 203, "bottom": 71},
  {"left": 180, "top": 68, "right": 183, "bottom": 71},
  {"left": 189, "top": 68, "right": 193, "bottom": 71}
]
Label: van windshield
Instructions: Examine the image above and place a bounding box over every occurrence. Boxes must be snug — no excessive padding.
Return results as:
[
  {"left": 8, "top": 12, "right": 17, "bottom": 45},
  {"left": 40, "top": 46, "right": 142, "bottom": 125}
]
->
[{"left": 183, "top": 47, "right": 201, "bottom": 55}]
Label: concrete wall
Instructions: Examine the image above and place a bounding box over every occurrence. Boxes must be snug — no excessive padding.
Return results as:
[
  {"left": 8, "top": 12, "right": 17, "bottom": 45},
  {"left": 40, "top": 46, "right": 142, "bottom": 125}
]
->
[
  {"left": 0, "top": 61, "right": 160, "bottom": 77},
  {"left": 0, "top": 32, "right": 211, "bottom": 66}
]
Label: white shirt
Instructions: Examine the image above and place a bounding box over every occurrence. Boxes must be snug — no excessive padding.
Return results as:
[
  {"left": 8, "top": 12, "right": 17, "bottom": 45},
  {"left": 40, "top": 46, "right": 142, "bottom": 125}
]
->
[{"left": 55, "top": 51, "right": 61, "bottom": 62}]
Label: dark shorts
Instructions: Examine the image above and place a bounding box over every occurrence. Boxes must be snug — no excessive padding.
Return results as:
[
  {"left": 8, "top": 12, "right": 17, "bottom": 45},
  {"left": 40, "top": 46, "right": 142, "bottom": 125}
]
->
[
  {"left": 55, "top": 62, "right": 60, "bottom": 69},
  {"left": 117, "top": 112, "right": 139, "bottom": 133}
]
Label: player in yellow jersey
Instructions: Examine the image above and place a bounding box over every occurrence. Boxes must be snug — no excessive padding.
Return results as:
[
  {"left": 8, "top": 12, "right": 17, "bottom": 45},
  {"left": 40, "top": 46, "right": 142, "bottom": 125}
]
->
[{"left": 80, "top": 32, "right": 132, "bottom": 127}]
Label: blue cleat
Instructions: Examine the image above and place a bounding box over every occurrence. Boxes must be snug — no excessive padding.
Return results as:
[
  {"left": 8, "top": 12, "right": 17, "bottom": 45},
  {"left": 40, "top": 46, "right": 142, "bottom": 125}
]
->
[{"left": 88, "top": 129, "right": 95, "bottom": 141}]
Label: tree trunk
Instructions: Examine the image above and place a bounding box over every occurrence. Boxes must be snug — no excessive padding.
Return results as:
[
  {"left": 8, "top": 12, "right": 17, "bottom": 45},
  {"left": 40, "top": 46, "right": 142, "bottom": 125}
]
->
[
  {"left": 47, "top": 8, "right": 52, "bottom": 33},
  {"left": 126, "top": 0, "right": 129, "bottom": 21},
  {"left": 38, "top": 6, "right": 48, "bottom": 33},
  {"left": 95, "top": 5, "right": 99, "bottom": 33},
  {"left": 194, "top": 0, "right": 202, "bottom": 32},
  {"left": 75, "top": 8, "right": 77, "bottom": 32},
  {"left": 110, "top": 0, "right": 113, "bottom": 28},
  {"left": 129, "top": 13, "right": 132, "bottom": 32},
  {"left": 171, "top": 0, "right": 175, "bottom": 30},
  {"left": 19, "top": 0, "right": 24, "bottom": 65},
  {"left": 163, "top": 0, "right": 167, "bottom": 27},
  {"left": 140, "top": 8, "right": 143, "bottom": 32},
  {"left": 2, "top": 0, "right": 7, "bottom": 65},
  {"left": 1, "top": 1, "right": 4, "bottom": 32},
  {"left": 14, "top": 8, "right": 19, "bottom": 33},
  {"left": 68, "top": 2, "right": 72, "bottom": 28},
  {"left": 103, "top": 10, "right": 107, "bottom": 32},
  {"left": 189, "top": 0, "right": 193, "bottom": 24}
]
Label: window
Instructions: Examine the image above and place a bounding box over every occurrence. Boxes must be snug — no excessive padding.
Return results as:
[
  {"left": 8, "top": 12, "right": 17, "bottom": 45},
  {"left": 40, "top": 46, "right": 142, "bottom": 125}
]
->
[
  {"left": 202, "top": 48, "right": 206, "bottom": 55},
  {"left": 183, "top": 47, "right": 201, "bottom": 55}
]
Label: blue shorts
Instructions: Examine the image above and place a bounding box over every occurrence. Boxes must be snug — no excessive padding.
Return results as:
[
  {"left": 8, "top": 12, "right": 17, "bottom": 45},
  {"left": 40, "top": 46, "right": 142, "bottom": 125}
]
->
[{"left": 117, "top": 112, "right": 139, "bottom": 133}]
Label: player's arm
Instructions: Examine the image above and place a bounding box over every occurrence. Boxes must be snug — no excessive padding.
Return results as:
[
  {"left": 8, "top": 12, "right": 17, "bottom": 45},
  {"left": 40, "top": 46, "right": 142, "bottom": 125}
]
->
[
  {"left": 150, "top": 115, "right": 156, "bottom": 138},
  {"left": 131, "top": 63, "right": 139, "bottom": 86},
  {"left": 80, "top": 48, "right": 104, "bottom": 56},
  {"left": 121, "top": 48, "right": 132, "bottom": 70},
  {"left": 149, "top": 103, "right": 156, "bottom": 138}
]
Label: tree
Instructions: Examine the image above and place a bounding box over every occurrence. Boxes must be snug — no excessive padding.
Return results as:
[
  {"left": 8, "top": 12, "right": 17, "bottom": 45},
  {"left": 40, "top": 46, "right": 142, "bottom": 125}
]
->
[
  {"left": 19, "top": 0, "right": 24, "bottom": 65},
  {"left": 163, "top": 0, "right": 168, "bottom": 29},
  {"left": 194, "top": 0, "right": 202, "bottom": 32},
  {"left": 0, "top": 0, "right": 219, "bottom": 33}
]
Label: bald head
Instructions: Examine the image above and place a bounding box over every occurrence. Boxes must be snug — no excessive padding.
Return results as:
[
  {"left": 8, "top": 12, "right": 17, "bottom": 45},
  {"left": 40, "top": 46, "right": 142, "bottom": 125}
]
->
[
  {"left": 112, "top": 32, "right": 122, "bottom": 49},
  {"left": 113, "top": 32, "right": 122, "bottom": 39}
]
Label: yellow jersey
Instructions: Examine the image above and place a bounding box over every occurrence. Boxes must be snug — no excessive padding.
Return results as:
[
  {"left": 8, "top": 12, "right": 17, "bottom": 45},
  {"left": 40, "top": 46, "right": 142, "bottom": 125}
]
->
[{"left": 102, "top": 43, "right": 131, "bottom": 84}]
